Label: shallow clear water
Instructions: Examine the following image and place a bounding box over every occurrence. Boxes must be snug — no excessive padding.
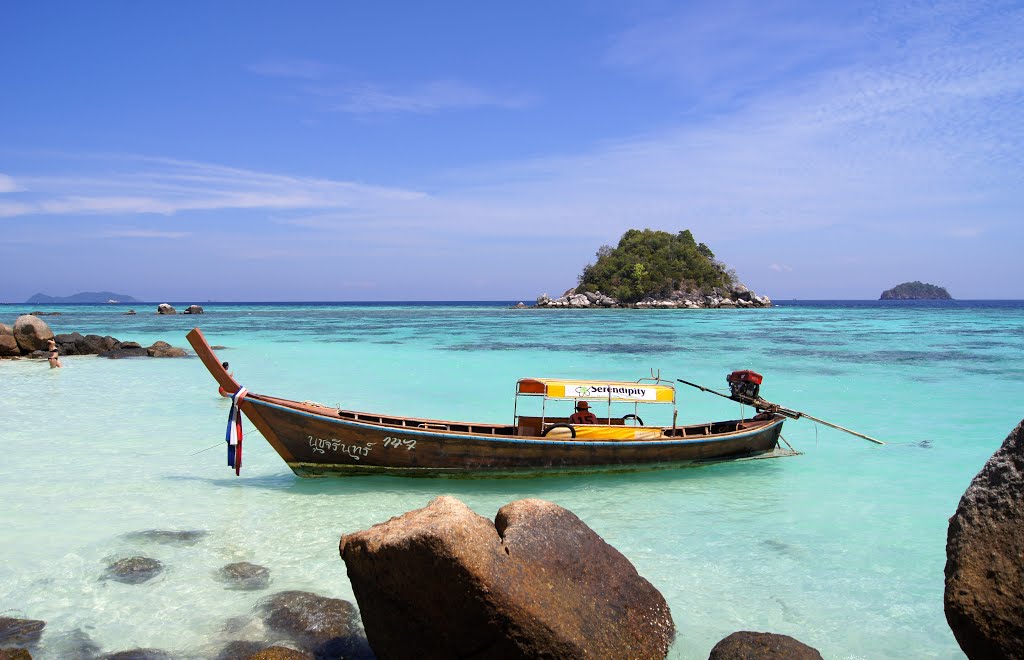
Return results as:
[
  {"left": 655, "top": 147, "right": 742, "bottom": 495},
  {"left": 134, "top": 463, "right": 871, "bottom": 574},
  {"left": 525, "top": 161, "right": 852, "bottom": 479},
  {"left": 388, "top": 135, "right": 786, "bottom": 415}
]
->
[{"left": 2, "top": 301, "right": 1022, "bottom": 659}]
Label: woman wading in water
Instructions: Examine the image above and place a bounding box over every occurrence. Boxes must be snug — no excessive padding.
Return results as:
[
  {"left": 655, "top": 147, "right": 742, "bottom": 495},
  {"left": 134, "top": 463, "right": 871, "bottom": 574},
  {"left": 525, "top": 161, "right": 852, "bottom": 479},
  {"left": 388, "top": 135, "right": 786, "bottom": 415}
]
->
[{"left": 47, "top": 338, "right": 62, "bottom": 368}]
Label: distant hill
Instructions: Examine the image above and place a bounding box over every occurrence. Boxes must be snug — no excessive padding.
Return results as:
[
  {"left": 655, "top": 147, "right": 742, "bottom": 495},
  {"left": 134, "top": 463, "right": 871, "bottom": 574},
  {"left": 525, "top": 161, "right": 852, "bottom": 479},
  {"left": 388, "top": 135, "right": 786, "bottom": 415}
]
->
[
  {"left": 880, "top": 282, "right": 952, "bottom": 300},
  {"left": 26, "top": 291, "right": 142, "bottom": 304}
]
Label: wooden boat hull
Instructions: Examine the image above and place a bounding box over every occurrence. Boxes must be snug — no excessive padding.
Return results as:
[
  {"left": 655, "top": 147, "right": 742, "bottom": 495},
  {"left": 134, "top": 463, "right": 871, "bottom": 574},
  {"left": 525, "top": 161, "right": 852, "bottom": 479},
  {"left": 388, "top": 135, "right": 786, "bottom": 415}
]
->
[
  {"left": 239, "top": 395, "right": 786, "bottom": 477},
  {"left": 186, "top": 328, "right": 790, "bottom": 478}
]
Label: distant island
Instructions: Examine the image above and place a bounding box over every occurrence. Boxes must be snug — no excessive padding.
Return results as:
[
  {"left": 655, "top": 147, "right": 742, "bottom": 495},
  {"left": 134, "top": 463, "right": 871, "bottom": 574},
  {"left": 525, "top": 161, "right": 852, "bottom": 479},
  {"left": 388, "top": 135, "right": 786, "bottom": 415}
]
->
[
  {"left": 26, "top": 291, "right": 141, "bottom": 304},
  {"left": 879, "top": 282, "right": 952, "bottom": 300},
  {"left": 534, "top": 229, "right": 771, "bottom": 308}
]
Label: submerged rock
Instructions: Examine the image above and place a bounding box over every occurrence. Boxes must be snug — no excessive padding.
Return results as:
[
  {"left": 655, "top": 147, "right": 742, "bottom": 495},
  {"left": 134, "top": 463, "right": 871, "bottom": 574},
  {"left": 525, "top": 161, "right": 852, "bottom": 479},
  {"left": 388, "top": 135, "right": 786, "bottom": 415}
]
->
[
  {"left": 218, "top": 562, "right": 271, "bottom": 590},
  {"left": 339, "top": 495, "right": 674, "bottom": 659},
  {"left": 0, "top": 618, "right": 45, "bottom": 646},
  {"left": 122, "top": 529, "right": 208, "bottom": 546},
  {"left": 245, "top": 647, "right": 313, "bottom": 660},
  {"left": 258, "top": 591, "right": 371, "bottom": 659},
  {"left": 0, "top": 649, "right": 33, "bottom": 659},
  {"left": 214, "top": 640, "right": 267, "bottom": 660},
  {"left": 104, "top": 556, "right": 164, "bottom": 584},
  {"left": 97, "top": 649, "right": 172, "bottom": 659},
  {"left": 709, "top": 631, "right": 823, "bottom": 659},
  {"left": 44, "top": 628, "right": 101, "bottom": 660},
  {"left": 945, "top": 417, "right": 1024, "bottom": 659}
]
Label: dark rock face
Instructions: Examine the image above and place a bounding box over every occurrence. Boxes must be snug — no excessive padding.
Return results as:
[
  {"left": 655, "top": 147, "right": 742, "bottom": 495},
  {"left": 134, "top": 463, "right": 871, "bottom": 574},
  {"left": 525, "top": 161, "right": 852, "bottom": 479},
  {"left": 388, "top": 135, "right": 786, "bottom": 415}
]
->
[
  {"left": 0, "top": 618, "right": 45, "bottom": 646},
  {"left": 258, "top": 590, "right": 371, "bottom": 659},
  {"left": 12, "top": 315, "right": 53, "bottom": 353},
  {"left": 156, "top": 304, "right": 176, "bottom": 315},
  {"left": 708, "top": 631, "right": 823, "bottom": 659},
  {"left": 340, "top": 496, "right": 674, "bottom": 660},
  {"left": 99, "top": 348, "right": 149, "bottom": 359},
  {"left": 55, "top": 333, "right": 120, "bottom": 356},
  {"left": 122, "top": 529, "right": 208, "bottom": 545},
  {"left": 104, "top": 556, "right": 164, "bottom": 584},
  {"left": 183, "top": 305, "right": 204, "bottom": 314},
  {"left": 945, "top": 418, "right": 1024, "bottom": 659},
  {"left": 219, "top": 562, "right": 271, "bottom": 590}
]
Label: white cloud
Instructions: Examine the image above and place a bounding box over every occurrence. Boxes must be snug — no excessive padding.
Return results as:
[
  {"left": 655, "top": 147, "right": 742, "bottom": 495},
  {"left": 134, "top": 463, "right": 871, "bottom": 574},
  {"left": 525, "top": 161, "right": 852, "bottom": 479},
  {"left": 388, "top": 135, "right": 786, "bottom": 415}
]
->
[
  {"left": 0, "top": 173, "right": 17, "bottom": 192},
  {"left": 769, "top": 264, "right": 793, "bottom": 272}
]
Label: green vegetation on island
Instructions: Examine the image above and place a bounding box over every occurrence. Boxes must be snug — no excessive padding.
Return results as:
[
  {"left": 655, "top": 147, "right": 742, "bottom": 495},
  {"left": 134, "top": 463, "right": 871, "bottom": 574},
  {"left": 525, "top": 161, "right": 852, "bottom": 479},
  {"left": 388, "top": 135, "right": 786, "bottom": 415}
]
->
[
  {"left": 879, "top": 282, "right": 952, "bottom": 300},
  {"left": 575, "top": 229, "right": 734, "bottom": 303}
]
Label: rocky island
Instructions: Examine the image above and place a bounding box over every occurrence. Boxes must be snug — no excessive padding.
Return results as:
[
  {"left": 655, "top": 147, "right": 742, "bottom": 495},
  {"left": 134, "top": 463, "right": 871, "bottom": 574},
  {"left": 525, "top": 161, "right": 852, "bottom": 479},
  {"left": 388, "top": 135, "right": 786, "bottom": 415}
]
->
[
  {"left": 532, "top": 229, "right": 771, "bottom": 309},
  {"left": 26, "top": 291, "right": 141, "bottom": 304},
  {"left": 880, "top": 281, "right": 952, "bottom": 300}
]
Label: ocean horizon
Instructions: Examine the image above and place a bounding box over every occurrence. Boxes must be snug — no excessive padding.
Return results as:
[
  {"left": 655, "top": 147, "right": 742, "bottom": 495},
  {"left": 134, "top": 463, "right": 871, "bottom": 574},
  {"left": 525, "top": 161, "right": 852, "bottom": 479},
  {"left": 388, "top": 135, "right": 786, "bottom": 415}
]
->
[{"left": 3, "top": 299, "right": 1022, "bottom": 658}]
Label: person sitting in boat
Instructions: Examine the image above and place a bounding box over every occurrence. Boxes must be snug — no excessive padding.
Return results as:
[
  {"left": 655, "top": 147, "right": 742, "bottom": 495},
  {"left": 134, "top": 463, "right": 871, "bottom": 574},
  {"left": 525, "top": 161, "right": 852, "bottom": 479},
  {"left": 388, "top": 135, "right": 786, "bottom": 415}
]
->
[{"left": 569, "top": 401, "right": 597, "bottom": 424}]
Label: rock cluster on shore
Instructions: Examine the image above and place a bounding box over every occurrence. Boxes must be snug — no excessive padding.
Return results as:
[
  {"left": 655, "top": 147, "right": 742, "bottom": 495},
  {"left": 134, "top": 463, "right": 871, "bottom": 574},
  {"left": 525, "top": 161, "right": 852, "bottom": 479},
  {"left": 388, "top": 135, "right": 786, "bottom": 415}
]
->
[
  {"left": 533, "top": 284, "right": 772, "bottom": 309},
  {"left": 0, "top": 315, "right": 187, "bottom": 360}
]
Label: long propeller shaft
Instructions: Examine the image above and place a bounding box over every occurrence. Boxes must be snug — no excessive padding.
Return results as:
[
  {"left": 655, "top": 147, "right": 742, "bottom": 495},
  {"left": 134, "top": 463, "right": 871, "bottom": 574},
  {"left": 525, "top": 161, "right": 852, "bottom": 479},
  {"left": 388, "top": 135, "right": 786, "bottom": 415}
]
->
[{"left": 676, "top": 378, "right": 885, "bottom": 445}]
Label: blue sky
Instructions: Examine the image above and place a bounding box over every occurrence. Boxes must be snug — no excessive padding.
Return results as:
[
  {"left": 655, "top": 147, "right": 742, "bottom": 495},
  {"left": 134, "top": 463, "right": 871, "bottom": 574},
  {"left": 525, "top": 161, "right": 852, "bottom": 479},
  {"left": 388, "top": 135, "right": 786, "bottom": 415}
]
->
[{"left": 2, "top": 1, "right": 1022, "bottom": 302}]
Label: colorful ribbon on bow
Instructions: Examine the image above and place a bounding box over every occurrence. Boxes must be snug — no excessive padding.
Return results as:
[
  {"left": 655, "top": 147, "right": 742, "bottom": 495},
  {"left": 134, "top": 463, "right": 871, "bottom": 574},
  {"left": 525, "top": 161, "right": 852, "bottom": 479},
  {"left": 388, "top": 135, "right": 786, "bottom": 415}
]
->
[{"left": 225, "top": 387, "right": 248, "bottom": 475}]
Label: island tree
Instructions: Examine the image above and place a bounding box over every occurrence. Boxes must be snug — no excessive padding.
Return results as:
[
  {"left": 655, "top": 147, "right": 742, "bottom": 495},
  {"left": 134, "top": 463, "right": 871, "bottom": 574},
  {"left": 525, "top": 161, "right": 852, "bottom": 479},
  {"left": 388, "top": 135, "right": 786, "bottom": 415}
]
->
[{"left": 576, "top": 229, "right": 734, "bottom": 303}]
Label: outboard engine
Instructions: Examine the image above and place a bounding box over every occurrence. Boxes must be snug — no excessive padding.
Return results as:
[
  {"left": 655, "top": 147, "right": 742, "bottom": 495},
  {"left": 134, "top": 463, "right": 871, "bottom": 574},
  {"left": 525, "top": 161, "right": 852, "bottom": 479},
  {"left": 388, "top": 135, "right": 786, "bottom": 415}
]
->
[{"left": 727, "top": 370, "right": 763, "bottom": 401}]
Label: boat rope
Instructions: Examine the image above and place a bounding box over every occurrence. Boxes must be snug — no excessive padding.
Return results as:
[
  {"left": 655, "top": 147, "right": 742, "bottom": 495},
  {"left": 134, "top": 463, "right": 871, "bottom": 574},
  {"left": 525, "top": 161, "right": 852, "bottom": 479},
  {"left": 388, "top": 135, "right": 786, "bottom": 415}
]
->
[{"left": 225, "top": 387, "right": 248, "bottom": 476}]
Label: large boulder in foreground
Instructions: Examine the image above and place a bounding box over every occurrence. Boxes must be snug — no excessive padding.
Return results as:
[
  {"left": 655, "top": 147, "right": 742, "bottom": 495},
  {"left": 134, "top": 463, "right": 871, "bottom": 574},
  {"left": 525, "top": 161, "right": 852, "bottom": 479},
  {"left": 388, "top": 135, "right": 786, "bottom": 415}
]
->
[
  {"left": 12, "top": 315, "right": 53, "bottom": 353},
  {"left": 945, "top": 418, "right": 1024, "bottom": 659},
  {"left": 708, "top": 631, "right": 823, "bottom": 659},
  {"left": 340, "top": 496, "right": 674, "bottom": 659}
]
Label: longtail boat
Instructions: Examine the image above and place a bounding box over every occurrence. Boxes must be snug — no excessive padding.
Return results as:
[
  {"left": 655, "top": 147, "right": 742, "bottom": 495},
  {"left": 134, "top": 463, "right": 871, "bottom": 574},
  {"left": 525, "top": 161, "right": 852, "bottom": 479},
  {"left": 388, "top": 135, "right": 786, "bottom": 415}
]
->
[{"left": 187, "top": 328, "right": 794, "bottom": 477}]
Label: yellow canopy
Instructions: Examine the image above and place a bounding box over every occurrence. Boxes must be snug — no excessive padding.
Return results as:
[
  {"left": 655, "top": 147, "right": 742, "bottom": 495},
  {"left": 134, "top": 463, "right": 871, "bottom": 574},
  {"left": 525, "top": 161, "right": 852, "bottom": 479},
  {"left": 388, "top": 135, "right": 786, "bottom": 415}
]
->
[{"left": 516, "top": 378, "right": 675, "bottom": 403}]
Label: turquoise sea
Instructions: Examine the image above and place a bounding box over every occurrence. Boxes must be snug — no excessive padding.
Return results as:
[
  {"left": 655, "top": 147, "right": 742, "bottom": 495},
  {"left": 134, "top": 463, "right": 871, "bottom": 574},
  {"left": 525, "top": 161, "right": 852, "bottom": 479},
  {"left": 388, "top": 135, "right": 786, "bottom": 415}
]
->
[{"left": 2, "top": 300, "right": 1022, "bottom": 659}]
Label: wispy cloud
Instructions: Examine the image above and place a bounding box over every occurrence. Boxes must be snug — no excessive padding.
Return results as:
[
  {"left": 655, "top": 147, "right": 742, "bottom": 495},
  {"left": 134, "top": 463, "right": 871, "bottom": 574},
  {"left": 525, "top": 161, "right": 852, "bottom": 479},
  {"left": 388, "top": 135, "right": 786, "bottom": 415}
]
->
[
  {"left": 769, "top": 264, "right": 793, "bottom": 273},
  {"left": 606, "top": 1, "right": 868, "bottom": 105},
  {"left": 101, "top": 228, "right": 192, "bottom": 239},
  {"left": 0, "top": 173, "right": 17, "bottom": 193},
  {"left": 3, "top": 154, "right": 426, "bottom": 219},
  {"left": 248, "top": 57, "right": 327, "bottom": 80},
  {"left": 328, "top": 80, "right": 534, "bottom": 114}
]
